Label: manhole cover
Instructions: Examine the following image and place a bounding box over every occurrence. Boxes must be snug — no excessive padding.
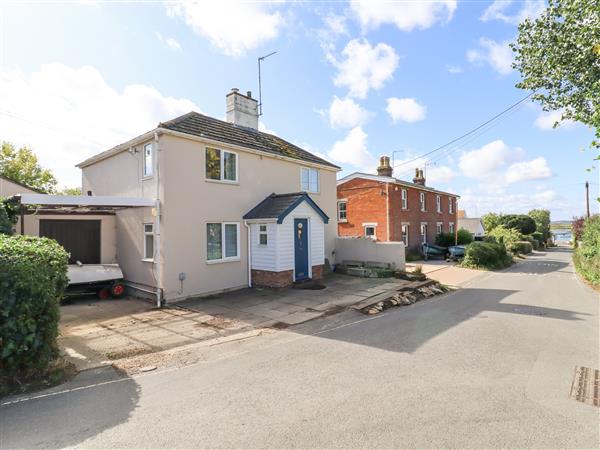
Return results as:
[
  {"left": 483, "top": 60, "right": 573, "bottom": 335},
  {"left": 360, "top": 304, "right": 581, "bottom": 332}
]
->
[{"left": 569, "top": 366, "right": 599, "bottom": 407}]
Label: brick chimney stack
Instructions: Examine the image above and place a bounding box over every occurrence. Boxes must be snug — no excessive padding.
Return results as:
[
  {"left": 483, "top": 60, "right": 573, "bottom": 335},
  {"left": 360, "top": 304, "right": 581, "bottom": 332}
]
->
[
  {"left": 413, "top": 168, "right": 426, "bottom": 186},
  {"left": 377, "top": 155, "right": 393, "bottom": 177}
]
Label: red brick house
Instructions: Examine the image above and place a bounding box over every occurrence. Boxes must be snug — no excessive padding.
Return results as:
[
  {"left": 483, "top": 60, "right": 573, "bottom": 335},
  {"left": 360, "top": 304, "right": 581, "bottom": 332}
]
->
[{"left": 337, "top": 156, "right": 459, "bottom": 252}]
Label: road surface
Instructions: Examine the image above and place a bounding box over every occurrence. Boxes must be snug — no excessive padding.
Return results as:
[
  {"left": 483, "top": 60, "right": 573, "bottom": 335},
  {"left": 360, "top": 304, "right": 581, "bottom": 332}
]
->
[{"left": 1, "top": 248, "right": 598, "bottom": 448}]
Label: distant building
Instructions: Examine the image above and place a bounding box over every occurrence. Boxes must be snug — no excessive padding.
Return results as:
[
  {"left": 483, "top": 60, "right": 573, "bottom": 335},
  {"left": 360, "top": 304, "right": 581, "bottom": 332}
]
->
[
  {"left": 458, "top": 214, "right": 485, "bottom": 238},
  {"left": 337, "top": 156, "right": 460, "bottom": 251}
]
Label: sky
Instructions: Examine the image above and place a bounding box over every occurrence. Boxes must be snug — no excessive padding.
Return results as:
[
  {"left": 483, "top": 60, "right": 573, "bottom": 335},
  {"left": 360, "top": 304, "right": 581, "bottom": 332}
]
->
[{"left": 0, "top": 0, "right": 598, "bottom": 220}]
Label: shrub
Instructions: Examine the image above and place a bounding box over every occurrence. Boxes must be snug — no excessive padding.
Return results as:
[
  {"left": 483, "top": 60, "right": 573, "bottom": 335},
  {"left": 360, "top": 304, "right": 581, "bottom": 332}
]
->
[
  {"left": 499, "top": 214, "right": 537, "bottom": 235},
  {"left": 482, "top": 212, "right": 502, "bottom": 233},
  {"left": 573, "top": 216, "right": 600, "bottom": 286},
  {"left": 528, "top": 209, "right": 551, "bottom": 240},
  {"left": 0, "top": 235, "right": 69, "bottom": 388},
  {"left": 572, "top": 216, "right": 586, "bottom": 244},
  {"left": 435, "top": 232, "right": 455, "bottom": 247},
  {"left": 0, "top": 202, "right": 12, "bottom": 235},
  {"left": 456, "top": 228, "right": 474, "bottom": 245},
  {"left": 531, "top": 231, "right": 545, "bottom": 247},
  {"left": 461, "top": 242, "right": 512, "bottom": 270},
  {"left": 488, "top": 225, "right": 523, "bottom": 249},
  {"left": 512, "top": 241, "right": 533, "bottom": 254}
]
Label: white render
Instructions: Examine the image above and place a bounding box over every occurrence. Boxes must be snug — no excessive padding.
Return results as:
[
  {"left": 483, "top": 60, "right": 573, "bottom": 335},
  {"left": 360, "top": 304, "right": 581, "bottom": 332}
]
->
[
  {"left": 335, "top": 237, "right": 406, "bottom": 270},
  {"left": 249, "top": 201, "right": 326, "bottom": 278}
]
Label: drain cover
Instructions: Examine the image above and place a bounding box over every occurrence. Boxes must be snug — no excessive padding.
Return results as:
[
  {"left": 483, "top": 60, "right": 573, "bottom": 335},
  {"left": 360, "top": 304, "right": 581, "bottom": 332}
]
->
[{"left": 569, "top": 366, "right": 599, "bottom": 407}]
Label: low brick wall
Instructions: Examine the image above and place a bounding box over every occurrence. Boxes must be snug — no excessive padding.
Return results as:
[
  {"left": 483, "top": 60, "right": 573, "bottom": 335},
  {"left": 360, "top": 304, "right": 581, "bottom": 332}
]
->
[
  {"left": 312, "top": 264, "right": 324, "bottom": 280},
  {"left": 251, "top": 269, "right": 293, "bottom": 288}
]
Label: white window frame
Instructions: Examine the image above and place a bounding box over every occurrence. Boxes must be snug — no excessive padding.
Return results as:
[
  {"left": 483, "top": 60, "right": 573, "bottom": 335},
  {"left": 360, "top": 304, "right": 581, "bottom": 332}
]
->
[
  {"left": 143, "top": 223, "right": 154, "bottom": 261},
  {"left": 259, "top": 224, "right": 268, "bottom": 246},
  {"left": 401, "top": 224, "right": 409, "bottom": 246},
  {"left": 420, "top": 223, "right": 428, "bottom": 244},
  {"left": 337, "top": 200, "right": 347, "bottom": 222},
  {"left": 401, "top": 189, "right": 407, "bottom": 209},
  {"left": 436, "top": 195, "right": 442, "bottom": 213},
  {"left": 436, "top": 222, "right": 443, "bottom": 235},
  {"left": 448, "top": 197, "right": 454, "bottom": 214},
  {"left": 420, "top": 192, "right": 426, "bottom": 212},
  {"left": 300, "top": 167, "right": 320, "bottom": 193},
  {"left": 449, "top": 222, "right": 455, "bottom": 234},
  {"left": 206, "top": 222, "right": 240, "bottom": 263},
  {"left": 363, "top": 223, "right": 377, "bottom": 240},
  {"left": 205, "top": 148, "right": 238, "bottom": 183},
  {"left": 142, "top": 143, "right": 153, "bottom": 178}
]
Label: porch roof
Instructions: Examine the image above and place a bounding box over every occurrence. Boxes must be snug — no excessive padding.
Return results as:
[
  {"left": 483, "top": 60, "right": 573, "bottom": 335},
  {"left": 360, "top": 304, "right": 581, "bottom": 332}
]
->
[{"left": 243, "top": 192, "right": 329, "bottom": 224}]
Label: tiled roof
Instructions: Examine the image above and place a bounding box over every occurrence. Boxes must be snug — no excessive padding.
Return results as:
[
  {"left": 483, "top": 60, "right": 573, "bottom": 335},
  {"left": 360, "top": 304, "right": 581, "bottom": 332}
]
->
[
  {"left": 159, "top": 112, "right": 339, "bottom": 169},
  {"left": 243, "top": 192, "right": 329, "bottom": 224}
]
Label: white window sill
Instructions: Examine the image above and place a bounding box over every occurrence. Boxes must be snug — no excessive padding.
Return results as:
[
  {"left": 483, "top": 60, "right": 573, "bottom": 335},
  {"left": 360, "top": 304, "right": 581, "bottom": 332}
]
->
[
  {"left": 141, "top": 258, "right": 154, "bottom": 263},
  {"left": 206, "top": 257, "right": 241, "bottom": 265},
  {"left": 141, "top": 176, "right": 153, "bottom": 181},
  {"left": 205, "top": 178, "right": 239, "bottom": 186},
  {"left": 338, "top": 219, "right": 348, "bottom": 223}
]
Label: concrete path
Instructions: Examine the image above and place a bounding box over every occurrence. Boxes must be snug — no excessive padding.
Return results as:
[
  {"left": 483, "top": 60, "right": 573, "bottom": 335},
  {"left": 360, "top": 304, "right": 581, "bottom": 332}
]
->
[
  {"left": 406, "top": 259, "right": 484, "bottom": 287},
  {"left": 2, "top": 248, "right": 598, "bottom": 448}
]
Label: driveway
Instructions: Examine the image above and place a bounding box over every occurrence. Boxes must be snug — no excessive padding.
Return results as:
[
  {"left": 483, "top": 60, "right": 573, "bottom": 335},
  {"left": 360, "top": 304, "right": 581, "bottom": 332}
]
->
[
  {"left": 59, "top": 274, "right": 414, "bottom": 372},
  {"left": 3, "top": 248, "right": 597, "bottom": 448}
]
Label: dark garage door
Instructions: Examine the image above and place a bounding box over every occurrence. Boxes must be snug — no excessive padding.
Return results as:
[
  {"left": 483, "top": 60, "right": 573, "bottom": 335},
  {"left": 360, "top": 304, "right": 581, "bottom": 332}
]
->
[{"left": 39, "top": 219, "right": 101, "bottom": 264}]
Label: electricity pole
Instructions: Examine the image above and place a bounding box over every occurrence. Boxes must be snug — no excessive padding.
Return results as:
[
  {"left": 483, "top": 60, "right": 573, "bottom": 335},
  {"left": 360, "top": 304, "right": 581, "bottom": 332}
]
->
[{"left": 585, "top": 181, "right": 590, "bottom": 218}]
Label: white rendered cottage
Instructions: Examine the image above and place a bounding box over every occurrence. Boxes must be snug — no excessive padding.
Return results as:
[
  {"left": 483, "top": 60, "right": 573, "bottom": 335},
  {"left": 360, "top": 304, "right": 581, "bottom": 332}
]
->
[{"left": 244, "top": 192, "right": 330, "bottom": 287}]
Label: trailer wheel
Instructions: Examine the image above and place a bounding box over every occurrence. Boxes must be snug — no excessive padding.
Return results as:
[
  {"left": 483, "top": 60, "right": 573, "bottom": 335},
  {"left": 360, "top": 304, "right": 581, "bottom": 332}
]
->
[
  {"left": 111, "top": 282, "right": 125, "bottom": 298},
  {"left": 98, "top": 287, "right": 111, "bottom": 300}
]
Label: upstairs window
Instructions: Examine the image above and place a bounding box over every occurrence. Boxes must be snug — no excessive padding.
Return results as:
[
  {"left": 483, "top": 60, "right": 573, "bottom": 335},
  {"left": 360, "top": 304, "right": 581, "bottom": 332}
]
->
[
  {"left": 401, "top": 189, "right": 407, "bottom": 209},
  {"left": 420, "top": 192, "right": 426, "bottom": 212},
  {"left": 301, "top": 167, "right": 319, "bottom": 193},
  {"left": 143, "top": 143, "right": 153, "bottom": 178},
  {"left": 449, "top": 198, "right": 454, "bottom": 214},
  {"left": 206, "top": 148, "right": 237, "bottom": 182},
  {"left": 338, "top": 201, "right": 347, "bottom": 222},
  {"left": 436, "top": 195, "right": 442, "bottom": 213}
]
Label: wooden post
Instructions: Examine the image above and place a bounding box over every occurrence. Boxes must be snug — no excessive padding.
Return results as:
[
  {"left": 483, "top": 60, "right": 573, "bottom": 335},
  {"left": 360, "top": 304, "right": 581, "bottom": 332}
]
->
[{"left": 20, "top": 205, "right": 25, "bottom": 235}]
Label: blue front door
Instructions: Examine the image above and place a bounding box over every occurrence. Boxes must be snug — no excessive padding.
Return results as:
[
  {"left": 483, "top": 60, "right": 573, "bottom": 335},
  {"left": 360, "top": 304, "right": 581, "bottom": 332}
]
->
[{"left": 294, "top": 218, "right": 309, "bottom": 281}]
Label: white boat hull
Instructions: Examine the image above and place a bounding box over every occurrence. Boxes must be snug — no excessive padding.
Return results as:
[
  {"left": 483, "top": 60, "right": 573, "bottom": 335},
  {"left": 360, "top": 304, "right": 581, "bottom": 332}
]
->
[{"left": 67, "top": 264, "right": 124, "bottom": 285}]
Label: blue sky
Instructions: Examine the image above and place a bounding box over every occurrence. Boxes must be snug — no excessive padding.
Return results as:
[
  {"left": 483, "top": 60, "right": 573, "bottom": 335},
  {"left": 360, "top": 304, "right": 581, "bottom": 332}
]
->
[{"left": 0, "top": 0, "right": 597, "bottom": 220}]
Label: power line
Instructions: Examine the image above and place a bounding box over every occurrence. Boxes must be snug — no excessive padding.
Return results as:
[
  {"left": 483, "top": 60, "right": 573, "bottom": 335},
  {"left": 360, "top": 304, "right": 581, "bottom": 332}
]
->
[{"left": 393, "top": 91, "right": 537, "bottom": 170}]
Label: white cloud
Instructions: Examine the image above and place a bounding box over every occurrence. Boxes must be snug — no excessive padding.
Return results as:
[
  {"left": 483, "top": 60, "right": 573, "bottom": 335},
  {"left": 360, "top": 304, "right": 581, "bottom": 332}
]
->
[
  {"left": 386, "top": 97, "right": 427, "bottom": 123},
  {"left": 155, "top": 32, "right": 182, "bottom": 51},
  {"left": 467, "top": 38, "right": 513, "bottom": 75},
  {"left": 258, "top": 121, "right": 277, "bottom": 136},
  {"left": 427, "top": 165, "right": 455, "bottom": 183},
  {"left": 0, "top": 64, "right": 200, "bottom": 187},
  {"left": 328, "top": 126, "right": 376, "bottom": 171},
  {"left": 446, "top": 64, "right": 463, "bottom": 74},
  {"left": 323, "top": 13, "right": 348, "bottom": 37},
  {"left": 481, "top": 0, "right": 545, "bottom": 25},
  {"left": 506, "top": 157, "right": 552, "bottom": 183},
  {"left": 166, "top": 0, "right": 283, "bottom": 57},
  {"left": 459, "top": 140, "right": 525, "bottom": 179},
  {"left": 328, "top": 96, "right": 372, "bottom": 129},
  {"left": 331, "top": 38, "right": 399, "bottom": 99},
  {"left": 351, "top": 0, "right": 457, "bottom": 32},
  {"left": 534, "top": 110, "right": 577, "bottom": 130}
]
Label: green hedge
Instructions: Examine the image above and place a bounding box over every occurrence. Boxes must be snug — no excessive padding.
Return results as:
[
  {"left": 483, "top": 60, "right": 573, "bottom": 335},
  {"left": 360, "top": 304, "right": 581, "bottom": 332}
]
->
[
  {"left": 0, "top": 235, "right": 69, "bottom": 386},
  {"left": 512, "top": 241, "right": 533, "bottom": 254},
  {"left": 456, "top": 228, "right": 474, "bottom": 245},
  {"left": 461, "top": 242, "right": 513, "bottom": 270},
  {"left": 573, "top": 216, "right": 600, "bottom": 286},
  {"left": 435, "top": 232, "right": 455, "bottom": 247}
]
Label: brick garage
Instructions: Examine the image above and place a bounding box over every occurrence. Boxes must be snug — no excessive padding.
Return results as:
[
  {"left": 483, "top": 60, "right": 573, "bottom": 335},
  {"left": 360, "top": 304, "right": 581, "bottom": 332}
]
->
[{"left": 337, "top": 156, "right": 459, "bottom": 252}]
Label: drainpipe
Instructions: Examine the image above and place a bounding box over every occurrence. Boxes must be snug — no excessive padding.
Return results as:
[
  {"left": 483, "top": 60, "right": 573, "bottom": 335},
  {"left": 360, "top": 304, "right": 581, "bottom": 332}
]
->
[
  {"left": 154, "top": 131, "right": 163, "bottom": 308},
  {"left": 244, "top": 220, "right": 252, "bottom": 287},
  {"left": 386, "top": 183, "right": 390, "bottom": 241}
]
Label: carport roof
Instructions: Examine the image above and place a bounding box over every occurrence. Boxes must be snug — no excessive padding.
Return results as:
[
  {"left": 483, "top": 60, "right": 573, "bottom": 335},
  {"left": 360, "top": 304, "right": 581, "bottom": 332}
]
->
[
  {"left": 10, "top": 194, "right": 155, "bottom": 213},
  {"left": 244, "top": 192, "right": 329, "bottom": 224}
]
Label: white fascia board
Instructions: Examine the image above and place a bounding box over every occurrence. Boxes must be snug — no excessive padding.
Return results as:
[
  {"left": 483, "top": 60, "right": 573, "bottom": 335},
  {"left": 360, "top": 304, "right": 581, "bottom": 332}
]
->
[
  {"left": 17, "top": 194, "right": 155, "bottom": 207},
  {"left": 76, "top": 129, "right": 159, "bottom": 168}
]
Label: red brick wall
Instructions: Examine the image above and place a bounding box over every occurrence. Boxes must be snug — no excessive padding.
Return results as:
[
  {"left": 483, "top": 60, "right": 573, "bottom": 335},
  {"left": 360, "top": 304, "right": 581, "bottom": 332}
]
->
[
  {"left": 337, "top": 178, "right": 389, "bottom": 241},
  {"left": 312, "top": 264, "right": 324, "bottom": 280},
  {"left": 338, "top": 178, "right": 458, "bottom": 252},
  {"left": 251, "top": 269, "right": 293, "bottom": 288}
]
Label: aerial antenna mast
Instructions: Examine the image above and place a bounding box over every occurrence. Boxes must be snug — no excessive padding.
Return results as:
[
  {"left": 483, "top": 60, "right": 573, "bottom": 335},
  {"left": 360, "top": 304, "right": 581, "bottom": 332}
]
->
[{"left": 258, "top": 51, "right": 277, "bottom": 116}]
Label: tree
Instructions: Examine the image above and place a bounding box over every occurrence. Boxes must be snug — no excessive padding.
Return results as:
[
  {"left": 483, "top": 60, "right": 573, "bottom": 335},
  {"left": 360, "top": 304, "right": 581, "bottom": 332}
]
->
[
  {"left": 58, "top": 187, "right": 82, "bottom": 196},
  {"left": 500, "top": 214, "right": 537, "bottom": 235},
  {"left": 511, "top": 0, "right": 600, "bottom": 148},
  {"left": 482, "top": 213, "right": 502, "bottom": 233},
  {"left": 0, "top": 142, "right": 57, "bottom": 193},
  {"left": 528, "top": 209, "right": 551, "bottom": 240},
  {"left": 0, "top": 200, "right": 14, "bottom": 235}
]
